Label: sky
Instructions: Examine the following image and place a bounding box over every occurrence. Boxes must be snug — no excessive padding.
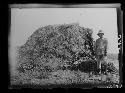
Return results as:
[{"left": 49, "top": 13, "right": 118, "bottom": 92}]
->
[{"left": 10, "top": 8, "right": 119, "bottom": 55}]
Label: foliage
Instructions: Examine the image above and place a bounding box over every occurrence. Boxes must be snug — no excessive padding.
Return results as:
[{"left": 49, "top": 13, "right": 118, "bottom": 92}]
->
[{"left": 15, "top": 23, "right": 118, "bottom": 83}]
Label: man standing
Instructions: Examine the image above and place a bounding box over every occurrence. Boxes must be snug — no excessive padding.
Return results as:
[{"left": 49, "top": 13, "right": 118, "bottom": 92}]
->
[{"left": 95, "top": 30, "right": 108, "bottom": 74}]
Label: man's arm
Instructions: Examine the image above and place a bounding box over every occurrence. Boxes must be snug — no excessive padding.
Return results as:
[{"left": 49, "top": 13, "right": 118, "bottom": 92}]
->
[
  {"left": 93, "top": 40, "right": 97, "bottom": 55},
  {"left": 104, "top": 39, "right": 108, "bottom": 56}
]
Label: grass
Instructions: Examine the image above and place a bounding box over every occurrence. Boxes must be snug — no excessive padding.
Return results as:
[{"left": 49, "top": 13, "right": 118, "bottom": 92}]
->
[
  {"left": 11, "top": 67, "right": 119, "bottom": 86},
  {"left": 11, "top": 52, "right": 120, "bottom": 87}
]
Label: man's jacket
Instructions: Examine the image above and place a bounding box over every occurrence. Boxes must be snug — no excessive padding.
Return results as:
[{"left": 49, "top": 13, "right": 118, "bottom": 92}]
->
[{"left": 95, "top": 38, "right": 108, "bottom": 55}]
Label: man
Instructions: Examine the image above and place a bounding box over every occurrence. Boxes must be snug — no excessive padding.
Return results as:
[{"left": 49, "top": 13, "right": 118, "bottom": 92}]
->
[{"left": 94, "top": 30, "right": 108, "bottom": 74}]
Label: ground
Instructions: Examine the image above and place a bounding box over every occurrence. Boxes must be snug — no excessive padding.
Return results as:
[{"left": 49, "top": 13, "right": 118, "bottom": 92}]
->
[{"left": 11, "top": 57, "right": 119, "bottom": 86}]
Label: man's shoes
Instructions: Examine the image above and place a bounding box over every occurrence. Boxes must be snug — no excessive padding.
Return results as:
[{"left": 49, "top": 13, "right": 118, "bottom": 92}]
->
[
  {"left": 103, "top": 72, "right": 108, "bottom": 75},
  {"left": 98, "top": 72, "right": 101, "bottom": 75},
  {"left": 95, "top": 72, "right": 101, "bottom": 75}
]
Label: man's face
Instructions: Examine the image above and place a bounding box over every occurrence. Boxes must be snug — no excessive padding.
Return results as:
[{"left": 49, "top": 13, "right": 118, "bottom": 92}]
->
[{"left": 98, "top": 33, "right": 104, "bottom": 38}]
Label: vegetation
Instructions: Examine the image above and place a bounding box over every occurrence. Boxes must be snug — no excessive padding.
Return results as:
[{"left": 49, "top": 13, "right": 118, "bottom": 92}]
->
[{"left": 12, "top": 23, "right": 119, "bottom": 85}]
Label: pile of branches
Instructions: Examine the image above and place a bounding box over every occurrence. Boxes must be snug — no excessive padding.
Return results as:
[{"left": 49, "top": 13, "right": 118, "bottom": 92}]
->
[{"left": 16, "top": 23, "right": 98, "bottom": 79}]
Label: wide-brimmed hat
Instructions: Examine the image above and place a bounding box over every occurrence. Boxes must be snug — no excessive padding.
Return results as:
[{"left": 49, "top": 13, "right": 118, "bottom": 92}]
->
[{"left": 97, "top": 30, "right": 104, "bottom": 35}]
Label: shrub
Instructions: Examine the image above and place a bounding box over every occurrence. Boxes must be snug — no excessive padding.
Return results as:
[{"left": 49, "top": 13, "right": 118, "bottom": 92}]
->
[
  {"left": 16, "top": 23, "right": 97, "bottom": 81},
  {"left": 107, "top": 62, "right": 119, "bottom": 74}
]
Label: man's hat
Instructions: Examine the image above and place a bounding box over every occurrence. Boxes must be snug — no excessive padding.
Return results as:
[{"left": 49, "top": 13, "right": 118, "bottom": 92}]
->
[{"left": 97, "top": 30, "right": 104, "bottom": 35}]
